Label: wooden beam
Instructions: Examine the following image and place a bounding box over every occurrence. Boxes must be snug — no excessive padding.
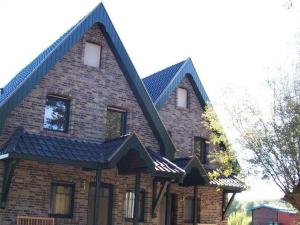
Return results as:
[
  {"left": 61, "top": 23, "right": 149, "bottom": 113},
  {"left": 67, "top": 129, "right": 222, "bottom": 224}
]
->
[
  {"left": 133, "top": 173, "right": 141, "bottom": 225},
  {"left": 193, "top": 185, "right": 198, "bottom": 225},
  {"left": 93, "top": 169, "right": 102, "bottom": 225},
  {"left": 152, "top": 181, "right": 170, "bottom": 217},
  {"left": 222, "top": 192, "right": 236, "bottom": 220},
  {"left": 0, "top": 159, "right": 17, "bottom": 209}
]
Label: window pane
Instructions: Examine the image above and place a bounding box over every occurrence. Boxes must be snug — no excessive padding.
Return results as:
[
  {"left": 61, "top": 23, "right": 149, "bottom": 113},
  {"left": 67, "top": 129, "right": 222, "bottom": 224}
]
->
[
  {"left": 44, "top": 96, "right": 70, "bottom": 132},
  {"left": 84, "top": 42, "right": 101, "bottom": 68},
  {"left": 51, "top": 184, "right": 73, "bottom": 216},
  {"left": 184, "top": 198, "right": 193, "bottom": 222},
  {"left": 177, "top": 88, "right": 188, "bottom": 108},
  {"left": 194, "top": 137, "right": 207, "bottom": 164},
  {"left": 194, "top": 139, "right": 201, "bottom": 158},
  {"left": 88, "top": 185, "right": 112, "bottom": 225},
  {"left": 106, "top": 109, "right": 126, "bottom": 139},
  {"left": 125, "top": 191, "right": 144, "bottom": 221}
]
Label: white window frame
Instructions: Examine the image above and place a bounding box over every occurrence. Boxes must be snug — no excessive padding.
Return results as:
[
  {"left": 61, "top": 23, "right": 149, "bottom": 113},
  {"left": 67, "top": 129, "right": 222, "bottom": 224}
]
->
[
  {"left": 176, "top": 87, "right": 188, "bottom": 108},
  {"left": 83, "top": 42, "right": 101, "bottom": 68}
]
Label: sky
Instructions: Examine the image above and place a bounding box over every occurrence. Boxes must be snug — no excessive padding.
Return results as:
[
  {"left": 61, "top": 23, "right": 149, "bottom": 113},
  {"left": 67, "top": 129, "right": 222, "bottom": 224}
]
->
[{"left": 1, "top": 0, "right": 300, "bottom": 201}]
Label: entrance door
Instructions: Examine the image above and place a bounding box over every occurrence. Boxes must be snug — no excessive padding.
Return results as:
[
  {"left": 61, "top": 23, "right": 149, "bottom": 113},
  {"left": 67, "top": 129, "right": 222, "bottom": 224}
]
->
[
  {"left": 159, "top": 194, "right": 177, "bottom": 225},
  {"left": 87, "top": 183, "right": 113, "bottom": 225}
]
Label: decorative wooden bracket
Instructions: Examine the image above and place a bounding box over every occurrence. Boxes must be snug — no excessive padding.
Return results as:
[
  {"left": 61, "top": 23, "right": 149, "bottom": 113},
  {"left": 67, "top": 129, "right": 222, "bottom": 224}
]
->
[
  {"left": 152, "top": 180, "right": 170, "bottom": 217},
  {"left": 222, "top": 191, "right": 236, "bottom": 220},
  {"left": 0, "top": 159, "right": 17, "bottom": 209}
]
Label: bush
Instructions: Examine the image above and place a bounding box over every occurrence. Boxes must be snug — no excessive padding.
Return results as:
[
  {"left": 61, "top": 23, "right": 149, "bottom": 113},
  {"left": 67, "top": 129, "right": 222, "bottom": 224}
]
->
[{"left": 228, "top": 211, "right": 251, "bottom": 225}]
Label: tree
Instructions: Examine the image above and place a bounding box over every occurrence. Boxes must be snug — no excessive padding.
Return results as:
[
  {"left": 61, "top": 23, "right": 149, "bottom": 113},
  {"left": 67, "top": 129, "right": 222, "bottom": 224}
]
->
[
  {"left": 225, "top": 74, "right": 300, "bottom": 211},
  {"left": 228, "top": 211, "right": 251, "bottom": 225},
  {"left": 201, "top": 105, "right": 240, "bottom": 180}
]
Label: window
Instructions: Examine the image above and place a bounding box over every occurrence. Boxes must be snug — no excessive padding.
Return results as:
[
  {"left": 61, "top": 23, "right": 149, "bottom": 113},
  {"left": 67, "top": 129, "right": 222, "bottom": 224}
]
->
[
  {"left": 194, "top": 137, "right": 208, "bottom": 164},
  {"left": 184, "top": 197, "right": 200, "bottom": 223},
  {"left": 106, "top": 107, "right": 127, "bottom": 139},
  {"left": 50, "top": 183, "right": 74, "bottom": 218},
  {"left": 125, "top": 190, "right": 145, "bottom": 222},
  {"left": 43, "top": 95, "right": 70, "bottom": 132},
  {"left": 176, "top": 87, "right": 188, "bottom": 108},
  {"left": 84, "top": 42, "right": 101, "bottom": 68},
  {"left": 88, "top": 183, "right": 113, "bottom": 225}
]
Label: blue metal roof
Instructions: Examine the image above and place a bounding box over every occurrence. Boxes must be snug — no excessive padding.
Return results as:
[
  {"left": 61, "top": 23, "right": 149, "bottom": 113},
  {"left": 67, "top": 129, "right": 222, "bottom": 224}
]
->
[
  {"left": 143, "top": 58, "right": 210, "bottom": 110},
  {"left": 0, "top": 128, "right": 184, "bottom": 178},
  {"left": 0, "top": 127, "right": 128, "bottom": 167},
  {"left": 142, "top": 60, "right": 185, "bottom": 102},
  {"left": 0, "top": 3, "right": 176, "bottom": 159}
]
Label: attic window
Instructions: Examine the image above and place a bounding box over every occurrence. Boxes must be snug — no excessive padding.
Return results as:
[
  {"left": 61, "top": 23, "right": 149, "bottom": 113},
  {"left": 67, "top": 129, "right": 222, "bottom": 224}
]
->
[
  {"left": 83, "top": 42, "right": 101, "bottom": 68},
  {"left": 176, "top": 87, "right": 188, "bottom": 108}
]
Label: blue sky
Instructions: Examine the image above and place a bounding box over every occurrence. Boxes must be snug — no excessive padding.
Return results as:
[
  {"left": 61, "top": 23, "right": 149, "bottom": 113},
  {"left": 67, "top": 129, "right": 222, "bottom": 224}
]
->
[{"left": 1, "top": 0, "right": 300, "bottom": 201}]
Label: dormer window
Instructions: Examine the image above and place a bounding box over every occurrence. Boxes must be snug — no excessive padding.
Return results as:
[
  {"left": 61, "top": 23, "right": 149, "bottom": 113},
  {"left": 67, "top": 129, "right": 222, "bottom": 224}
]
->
[
  {"left": 43, "top": 95, "right": 70, "bottom": 133},
  {"left": 194, "top": 137, "right": 208, "bottom": 164},
  {"left": 106, "top": 107, "right": 127, "bottom": 139},
  {"left": 176, "top": 87, "right": 188, "bottom": 108},
  {"left": 83, "top": 42, "right": 101, "bottom": 68}
]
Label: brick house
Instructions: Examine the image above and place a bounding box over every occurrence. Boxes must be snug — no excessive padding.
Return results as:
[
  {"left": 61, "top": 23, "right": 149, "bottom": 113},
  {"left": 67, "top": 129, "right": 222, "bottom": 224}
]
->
[
  {"left": 252, "top": 205, "right": 299, "bottom": 225},
  {"left": 0, "top": 3, "right": 244, "bottom": 225}
]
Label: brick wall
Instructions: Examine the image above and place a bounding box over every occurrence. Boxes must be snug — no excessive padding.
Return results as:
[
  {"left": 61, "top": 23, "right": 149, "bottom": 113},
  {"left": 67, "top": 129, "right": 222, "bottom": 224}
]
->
[
  {"left": 0, "top": 23, "right": 159, "bottom": 150},
  {"left": 0, "top": 21, "right": 225, "bottom": 225},
  {"left": 0, "top": 160, "right": 224, "bottom": 225},
  {"left": 158, "top": 76, "right": 209, "bottom": 158}
]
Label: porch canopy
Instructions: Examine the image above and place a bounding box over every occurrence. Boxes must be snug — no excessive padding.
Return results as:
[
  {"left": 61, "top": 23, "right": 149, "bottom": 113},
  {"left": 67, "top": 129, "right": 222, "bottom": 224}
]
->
[
  {"left": 0, "top": 127, "right": 184, "bottom": 225},
  {"left": 173, "top": 156, "right": 209, "bottom": 186}
]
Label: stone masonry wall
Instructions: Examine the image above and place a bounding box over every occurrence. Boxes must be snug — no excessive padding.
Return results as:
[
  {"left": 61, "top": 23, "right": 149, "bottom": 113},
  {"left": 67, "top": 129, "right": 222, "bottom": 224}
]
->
[
  {"left": 0, "top": 23, "right": 159, "bottom": 150},
  {"left": 158, "top": 76, "right": 209, "bottom": 158},
  {"left": 0, "top": 160, "right": 225, "bottom": 225}
]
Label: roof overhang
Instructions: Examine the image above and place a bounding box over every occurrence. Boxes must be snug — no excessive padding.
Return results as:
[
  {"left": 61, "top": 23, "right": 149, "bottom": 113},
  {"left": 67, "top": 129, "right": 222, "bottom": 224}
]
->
[
  {"left": 175, "top": 157, "right": 209, "bottom": 186},
  {"left": 103, "top": 133, "right": 155, "bottom": 173}
]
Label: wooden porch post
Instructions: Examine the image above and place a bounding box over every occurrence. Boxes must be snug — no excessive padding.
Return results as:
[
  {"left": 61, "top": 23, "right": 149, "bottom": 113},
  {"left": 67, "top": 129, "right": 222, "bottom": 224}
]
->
[
  {"left": 133, "top": 172, "right": 141, "bottom": 225},
  {"left": 193, "top": 185, "right": 198, "bottom": 225},
  {"left": 93, "top": 168, "right": 102, "bottom": 225},
  {"left": 165, "top": 183, "right": 171, "bottom": 225}
]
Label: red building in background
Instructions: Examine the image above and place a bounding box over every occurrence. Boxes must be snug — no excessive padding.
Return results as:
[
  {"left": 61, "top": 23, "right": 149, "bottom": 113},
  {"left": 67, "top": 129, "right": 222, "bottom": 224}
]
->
[{"left": 252, "top": 205, "right": 299, "bottom": 225}]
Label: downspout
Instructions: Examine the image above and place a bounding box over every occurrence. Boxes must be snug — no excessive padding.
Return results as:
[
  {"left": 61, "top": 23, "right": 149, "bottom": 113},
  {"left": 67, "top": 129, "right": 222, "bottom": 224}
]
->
[{"left": 93, "top": 168, "right": 102, "bottom": 225}]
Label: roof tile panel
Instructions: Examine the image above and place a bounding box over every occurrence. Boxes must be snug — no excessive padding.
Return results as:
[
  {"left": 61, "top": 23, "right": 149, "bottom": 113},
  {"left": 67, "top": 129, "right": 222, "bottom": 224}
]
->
[{"left": 142, "top": 60, "right": 185, "bottom": 102}]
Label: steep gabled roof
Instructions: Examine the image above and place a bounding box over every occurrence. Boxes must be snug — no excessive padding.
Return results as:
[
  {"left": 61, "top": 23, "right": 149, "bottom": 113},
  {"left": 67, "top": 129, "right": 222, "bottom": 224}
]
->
[
  {"left": 0, "top": 3, "right": 175, "bottom": 159},
  {"left": 142, "top": 58, "right": 210, "bottom": 110},
  {"left": 142, "top": 60, "right": 185, "bottom": 102}
]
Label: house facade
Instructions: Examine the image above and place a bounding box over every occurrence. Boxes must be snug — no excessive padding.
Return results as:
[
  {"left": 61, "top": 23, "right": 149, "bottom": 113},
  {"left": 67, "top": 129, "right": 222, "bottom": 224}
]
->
[{"left": 0, "top": 3, "right": 243, "bottom": 225}]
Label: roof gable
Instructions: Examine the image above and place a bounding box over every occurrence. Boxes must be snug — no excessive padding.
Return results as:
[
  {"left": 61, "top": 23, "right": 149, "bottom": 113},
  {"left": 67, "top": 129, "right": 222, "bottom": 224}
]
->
[
  {"left": 142, "top": 60, "right": 185, "bottom": 102},
  {"left": 0, "top": 3, "right": 175, "bottom": 159},
  {"left": 143, "top": 58, "right": 210, "bottom": 110}
]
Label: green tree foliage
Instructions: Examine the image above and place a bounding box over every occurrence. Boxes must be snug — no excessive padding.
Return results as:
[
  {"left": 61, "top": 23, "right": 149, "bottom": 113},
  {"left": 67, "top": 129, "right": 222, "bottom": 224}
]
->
[
  {"left": 201, "top": 105, "right": 240, "bottom": 180},
  {"left": 228, "top": 211, "right": 251, "bottom": 225},
  {"left": 225, "top": 74, "right": 300, "bottom": 211}
]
